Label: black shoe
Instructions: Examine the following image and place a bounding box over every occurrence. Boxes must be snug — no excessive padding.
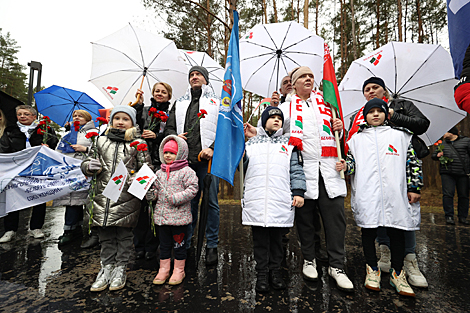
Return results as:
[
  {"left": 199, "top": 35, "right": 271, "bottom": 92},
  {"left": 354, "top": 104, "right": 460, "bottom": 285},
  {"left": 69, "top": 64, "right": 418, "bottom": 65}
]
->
[
  {"left": 205, "top": 248, "right": 218, "bottom": 265},
  {"left": 446, "top": 216, "right": 456, "bottom": 225},
  {"left": 58, "top": 229, "right": 82, "bottom": 246},
  {"left": 459, "top": 217, "right": 470, "bottom": 225},
  {"left": 81, "top": 233, "right": 100, "bottom": 249},
  {"left": 135, "top": 250, "right": 145, "bottom": 260},
  {"left": 315, "top": 248, "right": 328, "bottom": 263},
  {"left": 269, "top": 270, "right": 286, "bottom": 290},
  {"left": 145, "top": 251, "right": 156, "bottom": 260},
  {"left": 255, "top": 272, "right": 269, "bottom": 292}
]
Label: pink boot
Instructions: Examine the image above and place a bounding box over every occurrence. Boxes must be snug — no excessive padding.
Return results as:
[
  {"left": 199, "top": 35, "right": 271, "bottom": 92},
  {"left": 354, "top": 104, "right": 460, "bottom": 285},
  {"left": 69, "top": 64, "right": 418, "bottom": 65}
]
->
[
  {"left": 153, "top": 259, "right": 171, "bottom": 285},
  {"left": 168, "top": 259, "right": 186, "bottom": 285}
]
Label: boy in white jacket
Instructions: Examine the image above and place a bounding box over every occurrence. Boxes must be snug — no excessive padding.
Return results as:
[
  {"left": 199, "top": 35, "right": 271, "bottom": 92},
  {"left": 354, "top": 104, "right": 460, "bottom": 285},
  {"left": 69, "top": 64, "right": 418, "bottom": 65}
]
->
[
  {"left": 336, "top": 98, "right": 423, "bottom": 297},
  {"left": 243, "top": 106, "right": 306, "bottom": 293}
]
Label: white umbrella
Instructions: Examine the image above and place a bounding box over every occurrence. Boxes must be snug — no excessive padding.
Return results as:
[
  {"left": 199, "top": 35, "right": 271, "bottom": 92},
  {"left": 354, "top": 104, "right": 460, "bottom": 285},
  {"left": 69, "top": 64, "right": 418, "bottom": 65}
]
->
[
  {"left": 90, "top": 24, "right": 188, "bottom": 106},
  {"left": 339, "top": 41, "right": 466, "bottom": 146},
  {"left": 179, "top": 50, "right": 224, "bottom": 98},
  {"left": 240, "top": 21, "right": 324, "bottom": 98}
]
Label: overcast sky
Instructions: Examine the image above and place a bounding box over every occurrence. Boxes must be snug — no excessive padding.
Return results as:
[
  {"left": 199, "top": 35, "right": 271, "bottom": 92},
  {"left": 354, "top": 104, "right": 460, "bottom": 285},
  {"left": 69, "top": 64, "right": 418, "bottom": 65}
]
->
[{"left": 1, "top": 0, "right": 166, "bottom": 108}]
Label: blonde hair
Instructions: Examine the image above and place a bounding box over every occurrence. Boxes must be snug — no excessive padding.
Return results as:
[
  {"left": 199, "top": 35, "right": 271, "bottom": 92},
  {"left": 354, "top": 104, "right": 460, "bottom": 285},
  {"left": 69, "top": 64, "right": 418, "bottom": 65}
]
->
[
  {"left": 105, "top": 125, "right": 138, "bottom": 141},
  {"left": 0, "top": 110, "right": 6, "bottom": 138},
  {"left": 73, "top": 110, "right": 92, "bottom": 122},
  {"left": 152, "top": 82, "right": 173, "bottom": 100}
]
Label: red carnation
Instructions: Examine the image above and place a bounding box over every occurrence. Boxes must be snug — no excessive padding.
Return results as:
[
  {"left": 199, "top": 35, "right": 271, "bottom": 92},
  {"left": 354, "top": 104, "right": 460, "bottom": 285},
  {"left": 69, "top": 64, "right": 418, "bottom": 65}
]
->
[
  {"left": 130, "top": 141, "right": 139, "bottom": 148},
  {"left": 136, "top": 143, "right": 148, "bottom": 151},
  {"left": 200, "top": 109, "right": 208, "bottom": 115},
  {"left": 85, "top": 132, "right": 99, "bottom": 139},
  {"left": 43, "top": 116, "right": 50, "bottom": 121},
  {"left": 161, "top": 115, "right": 168, "bottom": 122},
  {"left": 37, "top": 129, "right": 45, "bottom": 135},
  {"left": 148, "top": 107, "right": 157, "bottom": 116},
  {"left": 73, "top": 120, "right": 81, "bottom": 131},
  {"left": 39, "top": 120, "right": 46, "bottom": 125},
  {"left": 96, "top": 117, "right": 108, "bottom": 124}
]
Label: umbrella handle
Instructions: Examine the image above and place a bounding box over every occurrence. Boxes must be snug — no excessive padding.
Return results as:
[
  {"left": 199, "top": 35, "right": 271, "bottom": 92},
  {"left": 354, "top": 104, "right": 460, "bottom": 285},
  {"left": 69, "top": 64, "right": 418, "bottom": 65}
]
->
[
  {"left": 128, "top": 75, "right": 146, "bottom": 107},
  {"left": 197, "top": 152, "right": 212, "bottom": 173}
]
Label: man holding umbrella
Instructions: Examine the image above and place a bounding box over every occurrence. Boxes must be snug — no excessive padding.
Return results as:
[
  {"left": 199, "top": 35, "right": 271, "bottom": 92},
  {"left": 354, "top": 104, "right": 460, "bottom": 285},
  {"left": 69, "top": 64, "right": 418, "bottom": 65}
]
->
[
  {"left": 164, "top": 65, "right": 220, "bottom": 265},
  {"left": 270, "top": 76, "right": 292, "bottom": 106},
  {"left": 0, "top": 105, "right": 58, "bottom": 243}
]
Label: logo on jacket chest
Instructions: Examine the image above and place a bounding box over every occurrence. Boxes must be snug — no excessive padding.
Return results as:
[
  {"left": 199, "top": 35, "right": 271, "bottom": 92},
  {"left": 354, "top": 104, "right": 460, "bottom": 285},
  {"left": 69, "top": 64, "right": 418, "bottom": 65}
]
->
[
  {"left": 386, "top": 144, "right": 400, "bottom": 156},
  {"left": 279, "top": 145, "right": 289, "bottom": 156}
]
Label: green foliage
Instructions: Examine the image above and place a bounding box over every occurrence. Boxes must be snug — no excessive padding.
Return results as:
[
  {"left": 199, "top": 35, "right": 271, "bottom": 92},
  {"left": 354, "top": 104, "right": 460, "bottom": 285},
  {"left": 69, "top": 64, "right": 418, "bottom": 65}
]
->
[{"left": 0, "top": 29, "right": 28, "bottom": 104}]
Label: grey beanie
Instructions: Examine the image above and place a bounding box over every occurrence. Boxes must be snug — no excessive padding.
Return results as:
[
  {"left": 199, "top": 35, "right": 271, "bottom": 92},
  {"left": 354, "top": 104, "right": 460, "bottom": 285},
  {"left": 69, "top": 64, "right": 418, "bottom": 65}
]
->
[
  {"left": 189, "top": 65, "right": 209, "bottom": 84},
  {"left": 110, "top": 105, "right": 137, "bottom": 126}
]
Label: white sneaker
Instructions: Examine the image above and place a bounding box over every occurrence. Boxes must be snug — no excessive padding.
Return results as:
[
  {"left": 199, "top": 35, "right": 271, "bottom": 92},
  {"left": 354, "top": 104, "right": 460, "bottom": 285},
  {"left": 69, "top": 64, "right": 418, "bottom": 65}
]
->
[
  {"left": 378, "top": 245, "right": 391, "bottom": 273},
  {"left": 302, "top": 259, "right": 318, "bottom": 280},
  {"left": 390, "top": 268, "right": 415, "bottom": 297},
  {"left": 403, "top": 253, "right": 428, "bottom": 288},
  {"left": 30, "top": 229, "right": 45, "bottom": 239},
  {"left": 328, "top": 266, "right": 354, "bottom": 292},
  {"left": 0, "top": 231, "right": 15, "bottom": 243},
  {"left": 364, "top": 264, "right": 381, "bottom": 291}
]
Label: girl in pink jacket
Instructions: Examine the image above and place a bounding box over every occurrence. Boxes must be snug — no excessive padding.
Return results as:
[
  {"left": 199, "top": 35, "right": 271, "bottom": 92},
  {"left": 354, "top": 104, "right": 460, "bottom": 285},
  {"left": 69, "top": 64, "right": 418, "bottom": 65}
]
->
[{"left": 146, "top": 135, "right": 198, "bottom": 285}]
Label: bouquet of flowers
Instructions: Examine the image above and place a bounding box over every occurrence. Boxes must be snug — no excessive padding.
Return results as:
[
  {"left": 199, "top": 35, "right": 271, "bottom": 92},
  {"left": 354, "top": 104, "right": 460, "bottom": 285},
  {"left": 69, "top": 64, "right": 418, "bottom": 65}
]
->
[
  {"left": 186, "top": 109, "right": 207, "bottom": 137},
  {"left": 37, "top": 116, "right": 52, "bottom": 144},
  {"left": 147, "top": 108, "right": 169, "bottom": 133},
  {"left": 434, "top": 140, "right": 453, "bottom": 169}
]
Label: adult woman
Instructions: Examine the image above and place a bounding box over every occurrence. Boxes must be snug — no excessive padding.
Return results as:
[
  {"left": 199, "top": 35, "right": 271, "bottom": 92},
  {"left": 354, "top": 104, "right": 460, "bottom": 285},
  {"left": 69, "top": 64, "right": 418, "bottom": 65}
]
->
[
  {"left": 133, "top": 82, "right": 172, "bottom": 260},
  {"left": 245, "top": 66, "right": 353, "bottom": 292},
  {"left": 55, "top": 110, "right": 98, "bottom": 245},
  {"left": 360, "top": 77, "right": 430, "bottom": 288}
]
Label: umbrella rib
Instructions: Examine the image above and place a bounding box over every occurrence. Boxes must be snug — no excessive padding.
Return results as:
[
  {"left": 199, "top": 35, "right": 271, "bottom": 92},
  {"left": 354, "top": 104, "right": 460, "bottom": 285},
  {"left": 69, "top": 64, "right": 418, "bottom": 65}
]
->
[
  {"left": 400, "top": 95, "right": 467, "bottom": 115},
  {"left": 92, "top": 43, "right": 143, "bottom": 71},
  {"left": 128, "top": 24, "right": 146, "bottom": 68},
  {"left": 241, "top": 41, "right": 276, "bottom": 52},
  {"left": 399, "top": 78, "right": 457, "bottom": 95},
  {"left": 281, "top": 35, "right": 318, "bottom": 51},
  {"left": 284, "top": 51, "right": 322, "bottom": 57},
  {"left": 241, "top": 52, "right": 277, "bottom": 62},
  {"left": 396, "top": 45, "right": 441, "bottom": 94},
  {"left": 262, "top": 24, "right": 280, "bottom": 51},
  {"left": 244, "top": 54, "right": 279, "bottom": 89},
  {"left": 278, "top": 22, "right": 292, "bottom": 50},
  {"left": 392, "top": 42, "right": 398, "bottom": 94},
  {"left": 146, "top": 41, "right": 175, "bottom": 69},
  {"left": 37, "top": 93, "right": 72, "bottom": 103}
]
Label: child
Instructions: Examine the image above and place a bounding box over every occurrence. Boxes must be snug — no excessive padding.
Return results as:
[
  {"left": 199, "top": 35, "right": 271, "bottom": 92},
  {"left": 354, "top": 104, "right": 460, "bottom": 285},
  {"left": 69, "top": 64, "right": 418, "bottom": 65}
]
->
[
  {"left": 146, "top": 135, "right": 198, "bottom": 285},
  {"left": 336, "top": 98, "right": 423, "bottom": 297},
  {"left": 242, "top": 106, "right": 306, "bottom": 292},
  {"left": 81, "top": 105, "right": 152, "bottom": 292}
]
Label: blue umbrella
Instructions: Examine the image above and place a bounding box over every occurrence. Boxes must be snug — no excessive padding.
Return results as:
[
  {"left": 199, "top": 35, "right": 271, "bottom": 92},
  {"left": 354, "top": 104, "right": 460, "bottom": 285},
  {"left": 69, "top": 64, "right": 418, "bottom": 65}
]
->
[{"left": 34, "top": 85, "right": 104, "bottom": 126}]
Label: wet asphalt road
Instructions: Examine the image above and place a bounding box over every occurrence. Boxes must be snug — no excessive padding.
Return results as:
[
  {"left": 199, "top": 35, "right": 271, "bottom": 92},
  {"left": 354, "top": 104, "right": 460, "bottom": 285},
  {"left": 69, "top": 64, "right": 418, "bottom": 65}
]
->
[{"left": 0, "top": 205, "right": 469, "bottom": 313}]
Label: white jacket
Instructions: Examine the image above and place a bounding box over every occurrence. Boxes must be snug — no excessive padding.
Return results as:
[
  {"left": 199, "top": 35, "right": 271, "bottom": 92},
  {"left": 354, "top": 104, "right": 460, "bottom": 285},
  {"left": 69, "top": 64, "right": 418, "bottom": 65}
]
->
[
  {"left": 279, "top": 97, "right": 347, "bottom": 200},
  {"left": 347, "top": 126, "right": 421, "bottom": 230},
  {"left": 175, "top": 85, "right": 219, "bottom": 149},
  {"left": 242, "top": 128, "right": 297, "bottom": 227}
]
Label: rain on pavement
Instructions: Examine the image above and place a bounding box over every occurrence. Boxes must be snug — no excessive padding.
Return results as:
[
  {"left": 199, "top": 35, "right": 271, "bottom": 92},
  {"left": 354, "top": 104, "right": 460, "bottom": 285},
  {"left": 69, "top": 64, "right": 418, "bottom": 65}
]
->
[{"left": 0, "top": 204, "right": 469, "bottom": 312}]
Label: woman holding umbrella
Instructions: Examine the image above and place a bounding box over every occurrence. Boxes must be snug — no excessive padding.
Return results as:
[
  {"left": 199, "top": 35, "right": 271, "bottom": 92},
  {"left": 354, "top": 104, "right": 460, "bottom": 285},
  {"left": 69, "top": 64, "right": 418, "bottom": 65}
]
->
[
  {"left": 359, "top": 77, "right": 430, "bottom": 289},
  {"left": 132, "top": 82, "right": 172, "bottom": 260},
  {"left": 55, "top": 110, "right": 98, "bottom": 246}
]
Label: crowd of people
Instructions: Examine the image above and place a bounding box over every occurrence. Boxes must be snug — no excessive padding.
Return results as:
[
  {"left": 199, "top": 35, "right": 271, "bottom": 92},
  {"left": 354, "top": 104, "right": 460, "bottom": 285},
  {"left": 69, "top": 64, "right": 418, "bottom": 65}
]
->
[{"left": 0, "top": 56, "right": 469, "bottom": 298}]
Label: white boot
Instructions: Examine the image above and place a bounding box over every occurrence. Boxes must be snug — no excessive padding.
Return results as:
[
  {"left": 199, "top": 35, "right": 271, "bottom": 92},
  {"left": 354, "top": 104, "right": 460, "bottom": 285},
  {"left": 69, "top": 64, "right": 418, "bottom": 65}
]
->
[
  {"left": 377, "top": 245, "right": 391, "bottom": 273},
  {"left": 90, "top": 264, "right": 114, "bottom": 292},
  {"left": 403, "top": 253, "right": 428, "bottom": 288},
  {"left": 0, "top": 231, "right": 15, "bottom": 243}
]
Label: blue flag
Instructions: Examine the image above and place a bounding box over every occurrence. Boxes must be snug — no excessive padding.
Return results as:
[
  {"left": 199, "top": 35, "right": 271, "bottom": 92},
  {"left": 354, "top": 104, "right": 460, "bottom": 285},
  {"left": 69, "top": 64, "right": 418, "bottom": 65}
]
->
[
  {"left": 211, "top": 10, "right": 245, "bottom": 185},
  {"left": 447, "top": 0, "right": 470, "bottom": 78}
]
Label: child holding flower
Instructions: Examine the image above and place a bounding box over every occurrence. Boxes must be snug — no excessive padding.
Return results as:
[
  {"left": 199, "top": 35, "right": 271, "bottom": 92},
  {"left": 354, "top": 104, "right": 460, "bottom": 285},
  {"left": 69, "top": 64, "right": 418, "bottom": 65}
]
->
[{"left": 81, "top": 106, "right": 152, "bottom": 292}]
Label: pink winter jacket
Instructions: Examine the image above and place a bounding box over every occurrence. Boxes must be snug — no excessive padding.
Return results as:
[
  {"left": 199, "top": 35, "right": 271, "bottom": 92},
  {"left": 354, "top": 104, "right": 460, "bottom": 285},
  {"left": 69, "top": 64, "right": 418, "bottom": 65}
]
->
[{"left": 147, "top": 135, "right": 198, "bottom": 226}]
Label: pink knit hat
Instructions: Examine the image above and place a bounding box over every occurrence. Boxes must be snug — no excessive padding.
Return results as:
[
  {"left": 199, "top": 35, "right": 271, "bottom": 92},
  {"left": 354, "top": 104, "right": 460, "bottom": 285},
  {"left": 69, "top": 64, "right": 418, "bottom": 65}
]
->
[{"left": 163, "top": 140, "right": 178, "bottom": 155}]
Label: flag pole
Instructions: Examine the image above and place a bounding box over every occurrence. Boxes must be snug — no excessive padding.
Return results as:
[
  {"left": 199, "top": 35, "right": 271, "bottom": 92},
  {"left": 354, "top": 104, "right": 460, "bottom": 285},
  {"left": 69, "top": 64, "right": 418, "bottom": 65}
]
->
[{"left": 331, "top": 108, "right": 345, "bottom": 179}]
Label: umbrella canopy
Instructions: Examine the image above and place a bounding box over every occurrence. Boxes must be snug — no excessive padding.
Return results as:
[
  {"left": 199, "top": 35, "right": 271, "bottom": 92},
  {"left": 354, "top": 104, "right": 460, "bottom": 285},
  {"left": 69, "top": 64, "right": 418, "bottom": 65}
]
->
[
  {"left": 90, "top": 24, "right": 188, "bottom": 106},
  {"left": 179, "top": 50, "right": 224, "bottom": 98},
  {"left": 339, "top": 42, "right": 466, "bottom": 145},
  {"left": 0, "top": 91, "right": 24, "bottom": 127},
  {"left": 240, "top": 21, "right": 324, "bottom": 98},
  {"left": 34, "top": 85, "right": 104, "bottom": 126}
]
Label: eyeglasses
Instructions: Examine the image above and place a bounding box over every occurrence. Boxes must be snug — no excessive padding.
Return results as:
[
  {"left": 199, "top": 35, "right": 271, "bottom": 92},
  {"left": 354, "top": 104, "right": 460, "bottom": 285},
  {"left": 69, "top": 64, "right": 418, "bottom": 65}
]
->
[{"left": 17, "top": 113, "right": 34, "bottom": 117}]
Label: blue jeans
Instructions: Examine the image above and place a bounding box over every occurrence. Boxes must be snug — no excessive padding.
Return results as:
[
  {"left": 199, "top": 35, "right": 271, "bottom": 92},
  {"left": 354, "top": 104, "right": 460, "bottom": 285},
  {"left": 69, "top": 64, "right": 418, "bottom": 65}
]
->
[
  {"left": 186, "top": 162, "right": 220, "bottom": 249},
  {"left": 441, "top": 174, "right": 469, "bottom": 219},
  {"left": 377, "top": 227, "right": 416, "bottom": 256},
  {"left": 64, "top": 205, "right": 83, "bottom": 231}
]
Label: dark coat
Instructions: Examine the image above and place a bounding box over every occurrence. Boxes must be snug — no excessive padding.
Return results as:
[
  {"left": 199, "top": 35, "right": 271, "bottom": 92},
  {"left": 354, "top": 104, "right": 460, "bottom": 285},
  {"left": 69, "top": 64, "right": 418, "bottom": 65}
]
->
[
  {"left": 431, "top": 136, "right": 470, "bottom": 176},
  {"left": 0, "top": 123, "right": 58, "bottom": 153},
  {"left": 388, "top": 98, "right": 430, "bottom": 135}
]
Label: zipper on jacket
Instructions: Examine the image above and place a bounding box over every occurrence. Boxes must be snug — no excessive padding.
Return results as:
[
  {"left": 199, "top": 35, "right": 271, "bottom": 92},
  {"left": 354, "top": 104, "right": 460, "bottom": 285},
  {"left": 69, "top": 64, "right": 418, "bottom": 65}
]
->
[
  {"left": 373, "top": 128, "right": 386, "bottom": 225},
  {"left": 103, "top": 141, "right": 120, "bottom": 226},
  {"left": 264, "top": 137, "right": 271, "bottom": 226}
]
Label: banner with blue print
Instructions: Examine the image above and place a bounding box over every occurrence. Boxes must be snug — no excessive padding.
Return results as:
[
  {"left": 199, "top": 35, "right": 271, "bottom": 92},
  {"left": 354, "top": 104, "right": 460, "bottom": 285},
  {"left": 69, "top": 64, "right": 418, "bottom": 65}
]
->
[
  {"left": 212, "top": 10, "right": 245, "bottom": 185},
  {"left": 447, "top": 0, "right": 470, "bottom": 78},
  {"left": 0, "top": 146, "right": 89, "bottom": 218}
]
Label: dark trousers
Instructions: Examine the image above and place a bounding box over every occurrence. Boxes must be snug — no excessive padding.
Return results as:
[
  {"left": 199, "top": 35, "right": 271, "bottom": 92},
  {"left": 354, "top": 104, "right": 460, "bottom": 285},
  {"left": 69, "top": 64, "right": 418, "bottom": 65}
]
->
[
  {"left": 4, "top": 203, "right": 47, "bottom": 232},
  {"left": 252, "top": 226, "right": 284, "bottom": 273},
  {"left": 362, "top": 227, "right": 405, "bottom": 272},
  {"left": 159, "top": 225, "right": 188, "bottom": 260},
  {"left": 98, "top": 226, "right": 134, "bottom": 266},
  {"left": 133, "top": 202, "right": 159, "bottom": 253},
  {"left": 441, "top": 174, "right": 469, "bottom": 219},
  {"left": 295, "top": 174, "right": 346, "bottom": 269},
  {"left": 64, "top": 205, "right": 83, "bottom": 230}
]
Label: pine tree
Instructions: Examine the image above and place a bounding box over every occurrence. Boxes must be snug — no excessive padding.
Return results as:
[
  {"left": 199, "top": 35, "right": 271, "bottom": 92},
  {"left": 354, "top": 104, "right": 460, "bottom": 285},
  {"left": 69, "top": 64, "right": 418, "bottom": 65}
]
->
[{"left": 0, "top": 29, "right": 27, "bottom": 103}]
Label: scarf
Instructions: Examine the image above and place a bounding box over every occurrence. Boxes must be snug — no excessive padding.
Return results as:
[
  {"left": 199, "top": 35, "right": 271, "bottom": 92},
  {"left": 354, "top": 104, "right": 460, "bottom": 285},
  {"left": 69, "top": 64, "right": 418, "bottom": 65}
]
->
[
  {"left": 107, "top": 128, "right": 127, "bottom": 142},
  {"left": 289, "top": 92, "right": 338, "bottom": 157},
  {"left": 160, "top": 159, "right": 188, "bottom": 180},
  {"left": 17, "top": 121, "right": 38, "bottom": 148}
]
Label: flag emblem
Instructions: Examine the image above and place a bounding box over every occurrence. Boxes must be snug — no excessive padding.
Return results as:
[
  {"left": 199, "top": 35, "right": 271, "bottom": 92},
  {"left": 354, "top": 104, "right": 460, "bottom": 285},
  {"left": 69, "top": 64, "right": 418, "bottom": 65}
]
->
[
  {"left": 106, "top": 86, "right": 119, "bottom": 94},
  {"left": 113, "top": 175, "right": 123, "bottom": 185},
  {"left": 388, "top": 144, "right": 397, "bottom": 153},
  {"left": 370, "top": 54, "right": 382, "bottom": 66},
  {"left": 137, "top": 176, "right": 149, "bottom": 184},
  {"left": 245, "top": 32, "right": 253, "bottom": 39},
  {"left": 323, "top": 119, "right": 332, "bottom": 135}
]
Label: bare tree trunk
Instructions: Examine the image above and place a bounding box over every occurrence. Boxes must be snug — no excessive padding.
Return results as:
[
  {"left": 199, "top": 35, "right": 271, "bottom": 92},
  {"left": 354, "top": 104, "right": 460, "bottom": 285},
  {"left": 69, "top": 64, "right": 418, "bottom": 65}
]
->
[
  {"left": 340, "top": 0, "right": 346, "bottom": 78},
  {"left": 297, "top": 0, "right": 300, "bottom": 23},
  {"left": 304, "top": 0, "right": 309, "bottom": 28},
  {"left": 404, "top": 0, "right": 408, "bottom": 41},
  {"left": 315, "top": 0, "right": 319, "bottom": 35},
  {"left": 263, "top": 0, "right": 268, "bottom": 23},
  {"left": 416, "top": 0, "right": 424, "bottom": 42},
  {"left": 376, "top": 0, "right": 381, "bottom": 49},
  {"left": 350, "top": 0, "right": 358, "bottom": 59},
  {"left": 206, "top": 0, "right": 212, "bottom": 57},
  {"left": 384, "top": 10, "right": 388, "bottom": 42},
  {"left": 292, "top": 0, "right": 295, "bottom": 20},
  {"left": 273, "top": 0, "right": 278, "bottom": 23},
  {"left": 397, "top": 0, "right": 403, "bottom": 41}
]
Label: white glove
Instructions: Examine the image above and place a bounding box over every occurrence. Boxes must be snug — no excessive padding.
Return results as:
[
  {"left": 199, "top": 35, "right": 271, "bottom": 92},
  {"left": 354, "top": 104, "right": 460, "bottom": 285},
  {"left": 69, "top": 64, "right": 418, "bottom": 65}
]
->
[{"left": 88, "top": 159, "right": 102, "bottom": 172}]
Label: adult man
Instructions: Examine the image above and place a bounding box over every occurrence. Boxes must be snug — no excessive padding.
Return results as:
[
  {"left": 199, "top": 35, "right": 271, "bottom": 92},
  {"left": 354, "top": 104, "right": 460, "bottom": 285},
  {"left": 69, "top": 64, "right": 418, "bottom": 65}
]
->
[
  {"left": 432, "top": 127, "right": 470, "bottom": 225},
  {"left": 164, "top": 66, "right": 220, "bottom": 265},
  {"left": 0, "top": 105, "right": 58, "bottom": 243},
  {"left": 270, "top": 76, "right": 292, "bottom": 106}
]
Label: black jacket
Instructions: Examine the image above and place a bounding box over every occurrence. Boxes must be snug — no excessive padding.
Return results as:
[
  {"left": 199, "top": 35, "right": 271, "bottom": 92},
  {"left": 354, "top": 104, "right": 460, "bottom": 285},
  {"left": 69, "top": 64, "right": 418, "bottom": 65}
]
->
[
  {"left": 0, "top": 123, "right": 59, "bottom": 153},
  {"left": 388, "top": 99, "right": 430, "bottom": 135},
  {"left": 431, "top": 136, "right": 470, "bottom": 176}
]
